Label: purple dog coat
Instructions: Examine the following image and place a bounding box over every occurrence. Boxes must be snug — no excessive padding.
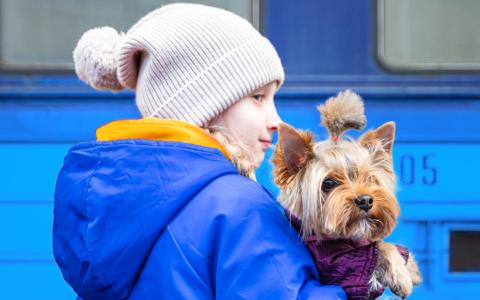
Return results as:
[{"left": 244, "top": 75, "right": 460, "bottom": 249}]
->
[{"left": 287, "top": 210, "right": 409, "bottom": 300}]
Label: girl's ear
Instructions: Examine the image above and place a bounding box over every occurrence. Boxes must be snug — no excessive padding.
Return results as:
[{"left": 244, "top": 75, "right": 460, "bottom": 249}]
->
[
  {"left": 359, "top": 121, "right": 396, "bottom": 155},
  {"left": 273, "top": 123, "right": 314, "bottom": 187}
]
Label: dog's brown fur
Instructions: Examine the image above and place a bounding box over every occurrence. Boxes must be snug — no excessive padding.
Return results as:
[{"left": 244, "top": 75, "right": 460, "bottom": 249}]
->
[{"left": 273, "top": 90, "right": 421, "bottom": 298}]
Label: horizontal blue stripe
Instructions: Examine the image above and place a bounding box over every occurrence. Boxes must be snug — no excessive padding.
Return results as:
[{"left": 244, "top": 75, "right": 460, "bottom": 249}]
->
[
  {"left": 0, "top": 144, "right": 72, "bottom": 201},
  {"left": 0, "top": 262, "right": 76, "bottom": 299},
  {"left": 1, "top": 97, "right": 480, "bottom": 143},
  {"left": 0, "top": 259, "right": 53, "bottom": 263},
  {"left": 0, "top": 204, "right": 55, "bottom": 259}
]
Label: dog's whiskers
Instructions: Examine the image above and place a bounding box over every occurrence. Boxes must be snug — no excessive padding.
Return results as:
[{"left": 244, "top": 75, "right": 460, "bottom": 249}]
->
[{"left": 368, "top": 217, "right": 384, "bottom": 230}]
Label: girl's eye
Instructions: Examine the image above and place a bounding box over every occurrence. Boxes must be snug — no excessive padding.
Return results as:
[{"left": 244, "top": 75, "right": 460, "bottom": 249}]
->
[
  {"left": 252, "top": 94, "right": 264, "bottom": 102},
  {"left": 321, "top": 178, "right": 339, "bottom": 193}
]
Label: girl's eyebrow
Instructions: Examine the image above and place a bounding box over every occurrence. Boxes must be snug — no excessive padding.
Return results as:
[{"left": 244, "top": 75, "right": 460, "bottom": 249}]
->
[{"left": 250, "top": 88, "right": 265, "bottom": 95}]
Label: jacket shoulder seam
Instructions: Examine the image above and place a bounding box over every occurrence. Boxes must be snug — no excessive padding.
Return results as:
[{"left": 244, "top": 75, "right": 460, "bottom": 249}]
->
[{"left": 166, "top": 225, "right": 214, "bottom": 297}]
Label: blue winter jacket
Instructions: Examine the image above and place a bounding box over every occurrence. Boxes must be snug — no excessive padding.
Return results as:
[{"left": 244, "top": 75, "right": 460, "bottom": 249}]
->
[{"left": 53, "top": 119, "right": 346, "bottom": 300}]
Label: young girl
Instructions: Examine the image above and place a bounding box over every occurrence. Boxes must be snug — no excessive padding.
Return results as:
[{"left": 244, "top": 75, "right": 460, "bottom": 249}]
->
[{"left": 53, "top": 4, "right": 346, "bottom": 299}]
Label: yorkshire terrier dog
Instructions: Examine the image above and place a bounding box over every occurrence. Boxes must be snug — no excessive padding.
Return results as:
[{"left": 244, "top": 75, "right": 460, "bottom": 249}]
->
[{"left": 273, "top": 91, "right": 421, "bottom": 299}]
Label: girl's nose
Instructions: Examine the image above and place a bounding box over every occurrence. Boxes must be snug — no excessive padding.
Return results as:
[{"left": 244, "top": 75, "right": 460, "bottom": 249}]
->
[{"left": 267, "top": 104, "right": 282, "bottom": 132}]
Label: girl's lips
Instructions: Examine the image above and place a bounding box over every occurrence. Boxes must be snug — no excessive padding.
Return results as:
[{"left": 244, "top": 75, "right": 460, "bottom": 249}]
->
[{"left": 260, "top": 140, "right": 272, "bottom": 149}]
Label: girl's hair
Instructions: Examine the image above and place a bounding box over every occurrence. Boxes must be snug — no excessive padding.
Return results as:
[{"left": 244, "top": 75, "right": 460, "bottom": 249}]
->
[{"left": 205, "top": 126, "right": 256, "bottom": 180}]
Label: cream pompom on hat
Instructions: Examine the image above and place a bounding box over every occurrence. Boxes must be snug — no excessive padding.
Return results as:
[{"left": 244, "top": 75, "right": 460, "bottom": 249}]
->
[{"left": 73, "top": 3, "right": 285, "bottom": 127}]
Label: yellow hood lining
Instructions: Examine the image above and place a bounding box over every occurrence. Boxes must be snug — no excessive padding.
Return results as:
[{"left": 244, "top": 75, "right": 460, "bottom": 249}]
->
[{"left": 96, "top": 118, "right": 231, "bottom": 160}]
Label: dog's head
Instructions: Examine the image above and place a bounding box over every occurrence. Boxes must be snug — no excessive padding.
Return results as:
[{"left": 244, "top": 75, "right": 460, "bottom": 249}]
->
[{"left": 273, "top": 91, "right": 399, "bottom": 241}]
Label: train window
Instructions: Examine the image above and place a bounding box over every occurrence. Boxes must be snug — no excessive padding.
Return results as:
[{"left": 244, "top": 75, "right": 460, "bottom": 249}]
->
[
  {"left": 449, "top": 230, "right": 480, "bottom": 272},
  {"left": 377, "top": 0, "right": 480, "bottom": 71},
  {"left": 0, "top": 0, "right": 257, "bottom": 70}
]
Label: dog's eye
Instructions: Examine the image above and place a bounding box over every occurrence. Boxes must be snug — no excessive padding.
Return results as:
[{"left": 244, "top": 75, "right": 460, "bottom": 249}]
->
[{"left": 322, "top": 178, "right": 338, "bottom": 193}]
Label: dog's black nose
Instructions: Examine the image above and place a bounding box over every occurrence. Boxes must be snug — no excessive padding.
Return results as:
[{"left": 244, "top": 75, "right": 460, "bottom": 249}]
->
[{"left": 355, "top": 195, "right": 373, "bottom": 212}]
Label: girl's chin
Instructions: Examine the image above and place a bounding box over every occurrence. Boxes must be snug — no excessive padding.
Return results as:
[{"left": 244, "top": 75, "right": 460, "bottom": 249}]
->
[{"left": 252, "top": 154, "right": 265, "bottom": 168}]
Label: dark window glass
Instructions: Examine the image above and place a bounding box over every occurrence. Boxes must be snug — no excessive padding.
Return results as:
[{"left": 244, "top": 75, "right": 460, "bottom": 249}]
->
[
  {"left": 450, "top": 230, "right": 480, "bottom": 272},
  {"left": 378, "top": 0, "right": 480, "bottom": 71},
  {"left": 0, "top": 0, "right": 256, "bottom": 70}
]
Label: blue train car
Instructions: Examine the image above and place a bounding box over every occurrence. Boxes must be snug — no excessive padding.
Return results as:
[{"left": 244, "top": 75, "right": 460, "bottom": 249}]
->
[{"left": 1, "top": 0, "right": 479, "bottom": 299}]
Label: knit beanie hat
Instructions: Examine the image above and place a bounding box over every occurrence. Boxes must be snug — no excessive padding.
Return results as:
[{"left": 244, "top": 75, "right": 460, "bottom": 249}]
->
[{"left": 73, "top": 3, "right": 284, "bottom": 127}]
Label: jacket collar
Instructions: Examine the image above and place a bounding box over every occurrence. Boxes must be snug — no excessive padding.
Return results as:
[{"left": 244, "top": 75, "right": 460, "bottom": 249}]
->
[{"left": 96, "top": 118, "right": 231, "bottom": 160}]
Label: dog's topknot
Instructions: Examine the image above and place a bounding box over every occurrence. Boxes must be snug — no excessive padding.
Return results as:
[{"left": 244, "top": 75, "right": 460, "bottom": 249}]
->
[{"left": 317, "top": 90, "right": 366, "bottom": 141}]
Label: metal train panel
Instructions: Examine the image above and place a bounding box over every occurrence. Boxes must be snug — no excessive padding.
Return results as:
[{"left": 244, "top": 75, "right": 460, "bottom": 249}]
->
[{"left": 1, "top": 0, "right": 479, "bottom": 299}]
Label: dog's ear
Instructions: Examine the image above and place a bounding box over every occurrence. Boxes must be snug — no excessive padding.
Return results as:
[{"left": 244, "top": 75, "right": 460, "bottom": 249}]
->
[
  {"left": 273, "top": 123, "right": 314, "bottom": 187},
  {"left": 359, "top": 121, "right": 395, "bottom": 155}
]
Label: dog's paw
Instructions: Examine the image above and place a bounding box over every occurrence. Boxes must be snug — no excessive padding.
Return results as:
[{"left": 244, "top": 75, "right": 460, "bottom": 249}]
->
[
  {"left": 390, "top": 275, "right": 413, "bottom": 299},
  {"left": 377, "top": 242, "right": 413, "bottom": 298},
  {"left": 406, "top": 253, "right": 422, "bottom": 286},
  {"left": 388, "top": 258, "right": 413, "bottom": 298}
]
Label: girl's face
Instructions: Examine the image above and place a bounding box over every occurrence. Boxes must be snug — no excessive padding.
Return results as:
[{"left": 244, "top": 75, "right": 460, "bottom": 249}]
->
[{"left": 211, "top": 81, "right": 281, "bottom": 169}]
